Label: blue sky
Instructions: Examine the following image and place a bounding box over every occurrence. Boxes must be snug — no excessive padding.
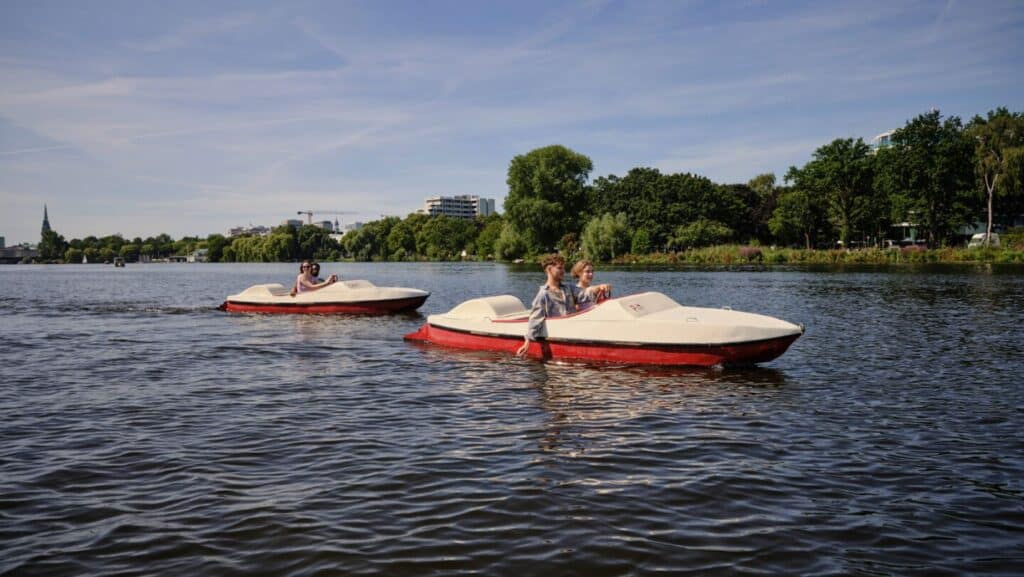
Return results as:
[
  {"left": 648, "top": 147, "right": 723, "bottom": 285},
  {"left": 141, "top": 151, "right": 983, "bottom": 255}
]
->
[{"left": 1, "top": 0, "right": 1021, "bottom": 244}]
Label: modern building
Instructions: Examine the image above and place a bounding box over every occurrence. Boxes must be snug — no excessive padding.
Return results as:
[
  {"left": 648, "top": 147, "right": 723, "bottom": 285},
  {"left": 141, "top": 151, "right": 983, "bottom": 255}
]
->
[
  {"left": 419, "top": 195, "right": 495, "bottom": 219},
  {"left": 871, "top": 130, "right": 896, "bottom": 152},
  {"left": 229, "top": 225, "right": 271, "bottom": 237}
]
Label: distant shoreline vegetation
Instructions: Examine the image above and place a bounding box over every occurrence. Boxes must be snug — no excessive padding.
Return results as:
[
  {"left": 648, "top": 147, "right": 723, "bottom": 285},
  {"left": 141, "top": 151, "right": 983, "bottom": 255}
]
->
[{"left": 27, "top": 105, "right": 1024, "bottom": 267}]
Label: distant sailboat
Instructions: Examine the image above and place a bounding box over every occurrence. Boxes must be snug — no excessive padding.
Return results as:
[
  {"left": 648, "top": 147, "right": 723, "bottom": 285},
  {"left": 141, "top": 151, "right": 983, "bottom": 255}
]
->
[{"left": 82, "top": 254, "right": 88, "bottom": 264}]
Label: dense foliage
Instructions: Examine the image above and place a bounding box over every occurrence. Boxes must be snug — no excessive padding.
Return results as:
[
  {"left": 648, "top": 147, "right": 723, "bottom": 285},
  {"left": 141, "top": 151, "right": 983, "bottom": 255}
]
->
[{"left": 34, "top": 106, "right": 1023, "bottom": 264}]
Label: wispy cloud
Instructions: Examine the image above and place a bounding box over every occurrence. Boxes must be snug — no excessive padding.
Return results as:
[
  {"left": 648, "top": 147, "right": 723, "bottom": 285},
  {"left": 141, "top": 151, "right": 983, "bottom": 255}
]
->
[{"left": 1, "top": 0, "right": 1021, "bottom": 242}]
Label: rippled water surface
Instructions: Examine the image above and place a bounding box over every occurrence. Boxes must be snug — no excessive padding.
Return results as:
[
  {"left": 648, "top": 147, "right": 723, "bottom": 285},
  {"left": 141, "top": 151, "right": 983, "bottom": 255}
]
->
[{"left": 2, "top": 262, "right": 1022, "bottom": 576}]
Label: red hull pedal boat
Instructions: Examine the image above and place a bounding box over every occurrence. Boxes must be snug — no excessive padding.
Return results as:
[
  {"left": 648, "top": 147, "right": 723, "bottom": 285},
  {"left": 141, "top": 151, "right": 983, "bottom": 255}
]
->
[
  {"left": 405, "top": 292, "right": 803, "bottom": 367},
  {"left": 220, "top": 280, "right": 429, "bottom": 314}
]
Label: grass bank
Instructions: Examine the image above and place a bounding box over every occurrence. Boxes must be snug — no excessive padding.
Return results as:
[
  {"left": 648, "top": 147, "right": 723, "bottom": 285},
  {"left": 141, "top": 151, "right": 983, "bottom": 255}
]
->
[{"left": 608, "top": 244, "right": 1024, "bottom": 266}]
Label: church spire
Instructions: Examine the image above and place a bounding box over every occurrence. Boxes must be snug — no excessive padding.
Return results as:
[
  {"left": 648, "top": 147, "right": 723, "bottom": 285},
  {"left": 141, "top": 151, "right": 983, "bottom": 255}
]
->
[{"left": 42, "top": 204, "right": 51, "bottom": 234}]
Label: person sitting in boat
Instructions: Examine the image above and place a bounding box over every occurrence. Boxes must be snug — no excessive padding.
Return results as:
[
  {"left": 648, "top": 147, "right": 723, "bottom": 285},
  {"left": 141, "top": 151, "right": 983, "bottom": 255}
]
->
[
  {"left": 310, "top": 262, "right": 330, "bottom": 283},
  {"left": 516, "top": 254, "right": 577, "bottom": 357},
  {"left": 571, "top": 259, "right": 611, "bottom": 311},
  {"left": 293, "top": 260, "right": 337, "bottom": 295}
]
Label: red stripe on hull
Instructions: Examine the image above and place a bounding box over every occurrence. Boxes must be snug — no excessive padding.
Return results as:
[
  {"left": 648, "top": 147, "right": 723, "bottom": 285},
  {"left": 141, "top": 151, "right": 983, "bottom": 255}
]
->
[
  {"left": 223, "top": 295, "right": 428, "bottom": 315},
  {"left": 404, "top": 323, "right": 799, "bottom": 366}
]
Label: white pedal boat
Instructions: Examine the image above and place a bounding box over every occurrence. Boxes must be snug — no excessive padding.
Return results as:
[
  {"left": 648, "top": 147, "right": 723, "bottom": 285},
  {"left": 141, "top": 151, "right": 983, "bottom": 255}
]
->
[
  {"left": 220, "top": 280, "right": 429, "bottom": 314},
  {"left": 405, "top": 291, "right": 803, "bottom": 366}
]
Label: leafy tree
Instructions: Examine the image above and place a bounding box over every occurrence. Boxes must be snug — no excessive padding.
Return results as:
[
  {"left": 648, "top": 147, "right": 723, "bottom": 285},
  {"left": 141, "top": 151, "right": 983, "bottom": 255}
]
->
[
  {"left": 386, "top": 220, "right": 418, "bottom": 260},
  {"left": 38, "top": 229, "right": 67, "bottom": 261},
  {"left": 670, "top": 218, "right": 733, "bottom": 250},
  {"left": 878, "top": 110, "right": 976, "bottom": 247},
  {"left": 581, "top": 213, "right": 630, "bottom": 261},
  {"left": 746, "top": 173, "right": 780, "bottom": 244},
  {"left": 416, "top": 216, "right": 474, "bottom": 260},
  {"left": 786, "top": 138, "right": 875, "bottom": 246},
  {"left": 967, "top": 107, "right": 1024, "bottom": 244},
  {"left": 98, "top": 247, "right": 116, "bottom": 263},
  {"left": 494, "top": 223, "right": 528, "bottom": 261},
  {"left": 769, "top": 187, "right": 829, "bottom": 248},
  {"left": 296, "top": 224, "right": 339, "bottom": 260},
  {"left": 263, "top": 233, "right": 294, "bottom": 262},
  {"left": 205, "top": 234, "right": 228, "bottom": 262},
  {"left": 64, "top": 247, "right": 83, "bottom": 264},
  {"left": 83, "top": 247, "right": 99, "bottom": 263},
  {"left": 631, "top": 228, "right": 653, "bottom": 254},
  {"left": 557, "top": 233, "right": 580, "bottom": 260},
  {"left": 474, "top": 214, "right": 504, "bottom": 260},
  {"left": 505, "top": 145, "right": 593, "bottom": 252},
  {"left": 119, "top": 243, "right": 140, "bottom": 262},
  {"left": 590, "top": 168, "right": 665, "bottom": 244}
]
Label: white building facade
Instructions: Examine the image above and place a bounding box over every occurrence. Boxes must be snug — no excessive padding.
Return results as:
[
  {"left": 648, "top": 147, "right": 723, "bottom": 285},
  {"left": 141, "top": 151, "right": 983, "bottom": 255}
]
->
[{"left": 419, "top": 195, "right": 495, "bottom": 219}]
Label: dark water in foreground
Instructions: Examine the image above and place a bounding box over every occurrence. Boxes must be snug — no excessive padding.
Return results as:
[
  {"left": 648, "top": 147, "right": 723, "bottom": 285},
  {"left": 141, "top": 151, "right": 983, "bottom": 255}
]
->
[{"left": 1, "top": 262, "right": 1022, "bottom": 576}]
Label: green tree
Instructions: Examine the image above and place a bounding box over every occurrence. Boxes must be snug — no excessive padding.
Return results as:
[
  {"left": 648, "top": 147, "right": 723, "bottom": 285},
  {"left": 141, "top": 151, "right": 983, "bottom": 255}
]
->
[
  {"left": 631, "top": 228, "right": 652, "bottom": 254},
  {"left": 505, "top": 145, "right": 593, "bottom": 252},
  {"left": 769, "top": 187, "right": 829, "bottom": 249},
  {"left": 670, "top": 219, "right": 733, "bottom": 250},
  {"left": 386, "top": 220, "right": 418, "bottom": 260},
  {"left": 746, "top": 173, "right": 780, "bottom": 244},
  {"left": 581, "top": 213, "right": 630, "bottom": 261},
  {"left": 786, "top": 138, "right": 875, "bottom": 246},
  {"left": 878, "top": 109, "right": 976, "bottom": 247},
  {"left": 474, "top": 214, "right": 504, "bottom": 260},
  {"left": 38, "top": 229, "right": 67, "bottom": 261},
  {"left": 296, "top": 225, "right": 339, "bottom": 260},
  {"left": 263, "top": 233, "right": 294, "bottom": 262},
  {"left": 967, "top": 107, "right": 1024, "bottom": 244},
  {"left": 119, "top": 243, "right": 140, "bottom": 262},
  {"left": 416, "top": 216, "right": 474, "bottom": 260},
  {"left": 205, "top": 234, "right": 228, "bottom": 263},
  {"left": 64, "top": 247, "right": 83, "bottom": 264},
  {"left": 494, "top": 223, "right": 528, "bottom": 261}
]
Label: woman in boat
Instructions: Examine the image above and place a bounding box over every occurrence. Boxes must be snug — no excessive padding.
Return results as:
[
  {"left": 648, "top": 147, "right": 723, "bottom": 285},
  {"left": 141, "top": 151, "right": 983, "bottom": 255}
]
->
[
  {"left": 294, "top": 260, "right": 337, "bottom": 295},
  {"left": 516, "top": 254, "right": 577, "bottom": 357},
  {"left": 571, "top": 259, "right": 611, "bottom": 311}
]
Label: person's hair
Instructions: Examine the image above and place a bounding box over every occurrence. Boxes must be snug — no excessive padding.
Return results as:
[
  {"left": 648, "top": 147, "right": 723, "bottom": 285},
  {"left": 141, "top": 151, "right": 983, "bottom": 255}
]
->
[
  {"left": 571, "top": 260, "right": 593, "bottom": 279},
  {"left": 540, "top": 254, "right": 565, "bottom": 270}
]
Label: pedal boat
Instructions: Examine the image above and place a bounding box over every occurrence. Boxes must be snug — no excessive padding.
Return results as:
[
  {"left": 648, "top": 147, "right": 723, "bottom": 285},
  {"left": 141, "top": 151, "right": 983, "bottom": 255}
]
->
[
  {"left": 220, "top": 280, "right": 429, "bottom": 314},
  {"left": 404, "top": 292, "right": 803, "bottom": 366}
]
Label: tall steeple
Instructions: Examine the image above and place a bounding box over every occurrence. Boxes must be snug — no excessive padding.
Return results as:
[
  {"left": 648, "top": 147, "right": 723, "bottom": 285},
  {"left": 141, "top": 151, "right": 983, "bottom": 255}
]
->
[{"left": 42, "top": 204, "right": 51, "bottom": 234}]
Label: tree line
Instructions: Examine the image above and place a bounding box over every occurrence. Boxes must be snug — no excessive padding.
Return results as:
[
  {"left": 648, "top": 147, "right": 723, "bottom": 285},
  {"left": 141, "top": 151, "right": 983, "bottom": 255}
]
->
[{"left": 38, "top": 106, "right": 1022, "bottom": 264}]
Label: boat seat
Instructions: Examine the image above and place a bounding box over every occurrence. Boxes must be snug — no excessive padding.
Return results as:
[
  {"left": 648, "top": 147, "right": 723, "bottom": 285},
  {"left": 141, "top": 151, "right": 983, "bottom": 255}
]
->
[
  {"left": 447, "top": 295, "right": 527, "bottom": 319},
  {"left": 244, "top": 283, "right": 291, "bottom": 297}
]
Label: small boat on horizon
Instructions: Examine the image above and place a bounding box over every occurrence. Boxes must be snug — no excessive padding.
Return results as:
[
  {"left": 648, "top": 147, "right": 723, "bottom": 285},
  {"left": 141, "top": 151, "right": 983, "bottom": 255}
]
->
[
  {"left": 219, "top": 279, "right": 429, "bottom": 314},
  {"left": 405, "top": 292, "right": 803, "bottom": 367}
]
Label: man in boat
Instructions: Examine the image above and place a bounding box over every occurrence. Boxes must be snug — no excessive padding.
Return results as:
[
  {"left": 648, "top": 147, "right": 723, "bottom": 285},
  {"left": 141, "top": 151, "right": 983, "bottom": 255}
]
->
[{"left": 516, "top": 254, "right": 577, "bottom": 357}]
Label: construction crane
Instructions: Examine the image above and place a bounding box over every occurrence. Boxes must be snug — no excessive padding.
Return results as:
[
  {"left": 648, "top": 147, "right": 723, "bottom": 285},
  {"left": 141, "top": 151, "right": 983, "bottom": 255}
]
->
[{"left": 297, "top": 210, "right": 356, "bottom": 225}]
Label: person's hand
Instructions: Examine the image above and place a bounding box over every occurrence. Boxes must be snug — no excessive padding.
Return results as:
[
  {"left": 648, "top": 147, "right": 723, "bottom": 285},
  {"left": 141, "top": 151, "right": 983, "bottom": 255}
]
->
[{"left": 516, "top": 340, "right": 530, "bottom": 357}]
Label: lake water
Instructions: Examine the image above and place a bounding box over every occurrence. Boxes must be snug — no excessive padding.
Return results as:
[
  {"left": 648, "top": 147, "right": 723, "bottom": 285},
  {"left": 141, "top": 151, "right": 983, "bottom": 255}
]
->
[{"left": 1, "top": 262, "right": 1022, "bottom": 576}]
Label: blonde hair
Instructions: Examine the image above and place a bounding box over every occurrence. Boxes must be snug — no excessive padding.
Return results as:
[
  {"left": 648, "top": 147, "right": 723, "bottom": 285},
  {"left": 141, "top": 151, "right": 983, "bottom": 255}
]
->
[{"left": 571, "top": 260, "right": 593, "bottom": 279}]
